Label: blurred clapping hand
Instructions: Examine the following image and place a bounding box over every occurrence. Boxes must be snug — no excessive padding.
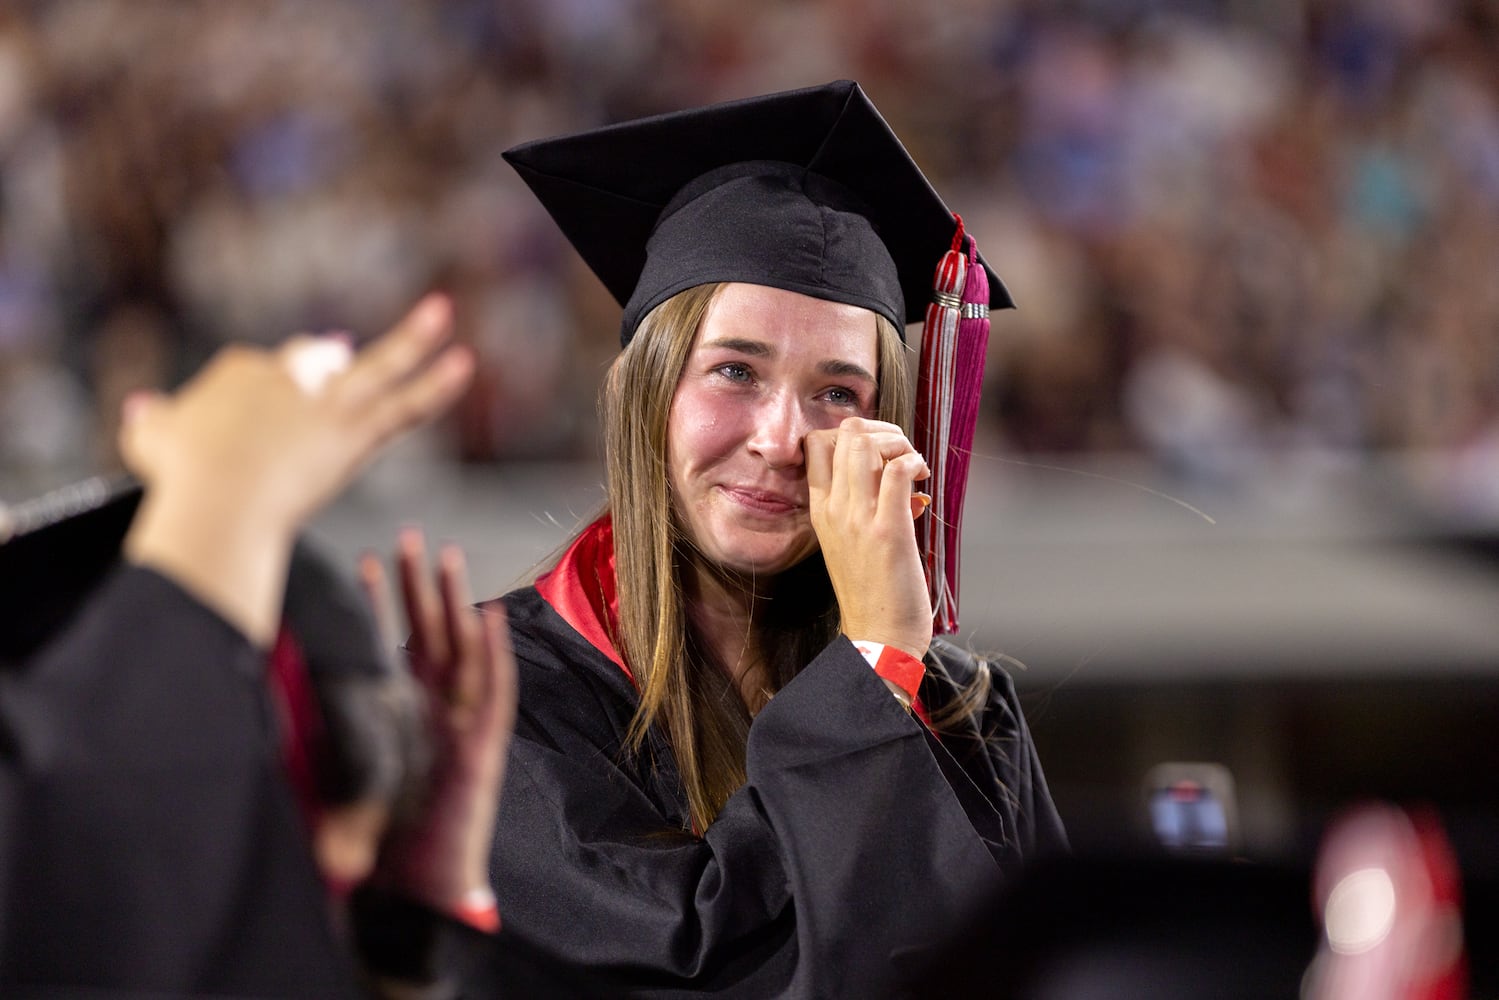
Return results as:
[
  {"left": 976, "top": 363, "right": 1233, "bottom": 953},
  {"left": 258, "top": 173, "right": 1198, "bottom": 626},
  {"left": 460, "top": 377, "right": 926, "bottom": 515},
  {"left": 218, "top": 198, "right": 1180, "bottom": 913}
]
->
[
  {"left": 108, "top": 291, "right": 522, "bottom": 916},
  {"left": 358, "top": 531, "right": 516, "bottom": 933},
  {"left": 110, "top": 290, "right": 521, "bottom": 926},
  {"left": 119, "top": 293, "right": 473, "bottom": 649}
]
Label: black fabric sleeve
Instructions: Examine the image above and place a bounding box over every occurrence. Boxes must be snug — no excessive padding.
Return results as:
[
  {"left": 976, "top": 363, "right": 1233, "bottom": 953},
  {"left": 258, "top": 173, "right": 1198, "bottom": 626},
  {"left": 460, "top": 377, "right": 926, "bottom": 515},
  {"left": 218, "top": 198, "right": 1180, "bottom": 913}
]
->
[
  {"left": 922, "top": 641, "right": 1070, "bottom": 860},
  {"left": 0, "top": 564, "right": 360, "bottom": 998},
  {"left": 988, "top": 665, "right": 1069, "bottom": 857},
  {"left": 492, "top": 604, "right": 1010, "bottom": 998}
]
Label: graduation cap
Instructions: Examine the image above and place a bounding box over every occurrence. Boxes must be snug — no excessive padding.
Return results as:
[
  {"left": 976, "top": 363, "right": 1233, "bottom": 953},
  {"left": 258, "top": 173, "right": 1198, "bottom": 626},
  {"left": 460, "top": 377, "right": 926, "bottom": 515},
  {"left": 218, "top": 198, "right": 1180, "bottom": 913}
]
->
[
  {"left": 503, "top": 79, "right": 1012, "bottom": 343},
  {"left": 504, "top": 79, "right": 1006, "bottom": 633},
  {"left": 0, "top": 477, "right": 144, "bottom": 662},
  {"left": 0, "top": 477, "right": 420, "bottom": 810}
]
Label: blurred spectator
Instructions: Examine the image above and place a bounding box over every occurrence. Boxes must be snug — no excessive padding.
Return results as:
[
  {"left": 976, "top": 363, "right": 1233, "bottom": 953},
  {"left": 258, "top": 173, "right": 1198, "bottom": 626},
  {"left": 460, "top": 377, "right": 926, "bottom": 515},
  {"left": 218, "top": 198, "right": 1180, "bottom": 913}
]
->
[{"left": 1, "top": 0, "right": 1498, "bottom": 518}]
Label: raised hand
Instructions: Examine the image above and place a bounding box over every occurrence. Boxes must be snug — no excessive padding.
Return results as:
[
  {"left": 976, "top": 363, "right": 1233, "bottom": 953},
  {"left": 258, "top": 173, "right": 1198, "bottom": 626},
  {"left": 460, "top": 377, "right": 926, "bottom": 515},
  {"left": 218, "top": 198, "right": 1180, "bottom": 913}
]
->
[
  {"left": 123, "top": 295, "right": 467, "bottom": 537},
  {"left": 361, "top": 529, "right": 516, "bottom": 929},
  {"left": 805, "top": 416, "right": 933, "bottom": 660},
  {"left": 121, "top": 295, "right": 471, "bottom": 644}
]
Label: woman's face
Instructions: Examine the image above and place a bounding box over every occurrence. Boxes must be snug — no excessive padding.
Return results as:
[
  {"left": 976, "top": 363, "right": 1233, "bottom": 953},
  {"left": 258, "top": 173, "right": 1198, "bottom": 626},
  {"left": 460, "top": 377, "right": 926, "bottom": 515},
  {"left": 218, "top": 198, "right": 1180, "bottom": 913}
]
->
[{"left": 667, "top": 282, "right": 880, "bottom": 577}]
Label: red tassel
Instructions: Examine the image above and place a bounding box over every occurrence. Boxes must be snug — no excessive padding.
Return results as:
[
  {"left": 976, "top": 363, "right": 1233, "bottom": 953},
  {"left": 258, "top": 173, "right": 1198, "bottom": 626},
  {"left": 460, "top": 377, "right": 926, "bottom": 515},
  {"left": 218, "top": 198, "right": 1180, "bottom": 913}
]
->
[
  {"left": 915, "top": 218, "right": 966, "bottom": 634},
  {"left": 915, "top": 217, "right": 990, "bottom": 635}
]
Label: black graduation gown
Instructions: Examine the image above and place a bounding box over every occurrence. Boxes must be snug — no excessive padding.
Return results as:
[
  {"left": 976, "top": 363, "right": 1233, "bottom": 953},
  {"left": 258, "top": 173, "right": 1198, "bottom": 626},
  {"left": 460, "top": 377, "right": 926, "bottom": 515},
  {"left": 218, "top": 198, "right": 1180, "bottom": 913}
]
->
[
  {"left": 0, "top": 564, "right": 363, "bottom": 997},
  {"left": 0, "top": 554, "right": 602, "bottom": 999},
  {"left": 486, "top": 583, "right": 1068, "bottom": 998}
]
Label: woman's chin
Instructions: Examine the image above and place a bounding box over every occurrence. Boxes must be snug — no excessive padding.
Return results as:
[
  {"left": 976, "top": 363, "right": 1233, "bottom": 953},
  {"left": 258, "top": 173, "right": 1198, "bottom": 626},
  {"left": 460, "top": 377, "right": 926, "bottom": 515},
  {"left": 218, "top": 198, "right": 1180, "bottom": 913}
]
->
[{"left": 696, "top": 536, "right": 816, "bottom": 580}]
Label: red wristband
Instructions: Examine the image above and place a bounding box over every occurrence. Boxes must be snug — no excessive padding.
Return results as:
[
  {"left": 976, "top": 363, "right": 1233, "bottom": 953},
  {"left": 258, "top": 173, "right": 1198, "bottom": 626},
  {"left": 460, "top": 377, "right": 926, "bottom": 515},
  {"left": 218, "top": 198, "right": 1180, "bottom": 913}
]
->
[
  {"left": 849, "top": 640, "right": 925, "bottom": 704},
  {"left": 452, "top": 888, "right": 501, "bottom": 934}
]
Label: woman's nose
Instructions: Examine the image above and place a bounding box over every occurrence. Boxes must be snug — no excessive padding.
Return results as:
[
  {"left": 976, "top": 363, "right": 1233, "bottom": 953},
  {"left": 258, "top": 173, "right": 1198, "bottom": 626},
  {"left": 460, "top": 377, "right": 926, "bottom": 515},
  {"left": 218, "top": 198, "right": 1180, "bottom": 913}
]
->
[{"left": 746, "top": 393, "right": 807, "bottom": 469}]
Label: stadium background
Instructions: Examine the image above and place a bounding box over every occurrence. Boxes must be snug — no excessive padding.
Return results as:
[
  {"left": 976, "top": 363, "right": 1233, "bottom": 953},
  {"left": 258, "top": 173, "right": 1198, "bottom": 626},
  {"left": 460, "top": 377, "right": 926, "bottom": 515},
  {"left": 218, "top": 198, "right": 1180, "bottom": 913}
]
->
[{"left": 2, "top": 0, "right": 1498, "bottom": 874}]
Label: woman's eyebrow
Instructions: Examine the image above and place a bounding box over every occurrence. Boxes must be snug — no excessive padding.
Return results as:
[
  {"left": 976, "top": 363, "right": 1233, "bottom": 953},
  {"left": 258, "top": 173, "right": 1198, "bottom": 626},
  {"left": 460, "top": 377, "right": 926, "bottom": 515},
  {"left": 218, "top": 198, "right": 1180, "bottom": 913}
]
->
[
  {"left": 819, "top": 359, "right": 876, "bottom": 383},
  {"left": 699, "top": 336, "right": 874, "bottom": 383},
  {"left": 699, "top": 336, "right": 771, "bottom": 357}
]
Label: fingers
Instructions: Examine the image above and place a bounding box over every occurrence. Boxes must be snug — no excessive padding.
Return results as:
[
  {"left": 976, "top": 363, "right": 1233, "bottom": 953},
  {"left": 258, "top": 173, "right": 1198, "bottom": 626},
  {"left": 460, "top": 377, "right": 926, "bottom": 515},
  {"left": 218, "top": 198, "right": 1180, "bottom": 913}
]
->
[
  {"left": 363, "top": 343, "right": 474, "bottom": 448},
  {"left": 121, "top": 389, "right": 162, "bottom": 426},
  {"left": 879, "top": 453, "right": 928, "bottom": 526},
  {"left": 381, "top": 534, "right": 507, "bottom": 731},
  {"left": 439, "top": 545, "right": 484, "bottom": 712},
  {"left": 805, "top": 428, "right": 837, "bottom": 511},
  {"left": 333, "top": 294, "right": 454, "bottom": 407},
  {"left": 398, "top": 527, "right": 451, "bottom": 681},
  {"left": 278, "top": 333, "right": 353, "bottom": 395},
  {"left": 116, "top": 390, "right": 168, "bottom": 477},
  {"left": 440, "top": 548, "right": 516, "bottom": 746},
  {"left": 823, "top": 418, "right": 930, "bottom": 521},
  {"left": 812, "top": 422, "right": 936, "bottom": 658},
  {"left": 358, "top": 552, "right": 402, "bottom": 654},
  {"left": 364, "top": 533, "right": 508, "bottom": 921},
  {"left": 329, "top": 294, "right": 474, "bottom": 455},
  {"left": 910, "top": 491, "right": 932, "bottom": 521}
]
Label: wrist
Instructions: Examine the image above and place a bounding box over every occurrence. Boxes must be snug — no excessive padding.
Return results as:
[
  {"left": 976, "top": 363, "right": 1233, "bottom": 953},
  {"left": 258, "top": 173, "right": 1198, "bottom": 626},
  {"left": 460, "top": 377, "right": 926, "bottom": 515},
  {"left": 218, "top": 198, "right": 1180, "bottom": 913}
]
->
[
  {"left": 124, "top": 487, "right": 295, "bottom": 647},
  {"left": 842, "top": 628, "right": 929, "bottom": 661},
  {"left": 848, "top": 638, "right": 926, "bottom": 706}
]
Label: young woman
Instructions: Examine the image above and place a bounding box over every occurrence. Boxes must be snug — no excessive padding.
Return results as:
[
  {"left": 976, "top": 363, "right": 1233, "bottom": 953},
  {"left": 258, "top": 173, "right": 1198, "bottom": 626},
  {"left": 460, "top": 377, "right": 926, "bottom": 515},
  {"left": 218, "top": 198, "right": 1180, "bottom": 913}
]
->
[{"left": 467, "top": 81, "right": 1069, "bottom": 996}]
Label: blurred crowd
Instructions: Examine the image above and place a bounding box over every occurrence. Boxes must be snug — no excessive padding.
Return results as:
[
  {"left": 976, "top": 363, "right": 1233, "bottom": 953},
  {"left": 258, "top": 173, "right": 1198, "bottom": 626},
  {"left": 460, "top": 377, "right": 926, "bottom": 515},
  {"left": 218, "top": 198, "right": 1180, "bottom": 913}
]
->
[{"left": 1, "top": 0, "right": 1498, "bottom": 512}]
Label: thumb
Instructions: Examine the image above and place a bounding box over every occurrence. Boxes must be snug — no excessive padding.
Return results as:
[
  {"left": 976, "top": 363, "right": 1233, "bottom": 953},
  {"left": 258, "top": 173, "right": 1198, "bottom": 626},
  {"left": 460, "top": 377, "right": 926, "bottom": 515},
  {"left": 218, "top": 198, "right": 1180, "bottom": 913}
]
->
[
  {"left": 910, "top": 491, "right": 931, "bottom": 521},
  {"left": 117, "top": 390, "right": 168, "bottom": 477}
]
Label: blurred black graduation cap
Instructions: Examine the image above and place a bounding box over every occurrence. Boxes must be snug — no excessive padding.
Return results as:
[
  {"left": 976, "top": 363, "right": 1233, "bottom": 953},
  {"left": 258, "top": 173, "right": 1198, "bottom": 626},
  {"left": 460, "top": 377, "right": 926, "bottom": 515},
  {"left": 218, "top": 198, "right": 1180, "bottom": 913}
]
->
[
  {"left": 0, "top": 477, "right": 417, "bottom": 806},
  {"left": 503, "top": 79, "right": 1014, "bottom": 344},
  {"left": 0, "top": 477, "right": 144, "bottom": 663}
]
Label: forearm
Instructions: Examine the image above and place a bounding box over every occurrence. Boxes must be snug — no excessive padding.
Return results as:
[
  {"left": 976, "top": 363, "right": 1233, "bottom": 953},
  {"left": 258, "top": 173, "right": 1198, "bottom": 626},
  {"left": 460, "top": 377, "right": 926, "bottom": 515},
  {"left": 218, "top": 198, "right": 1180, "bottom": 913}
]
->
[{"left": 123, "top": 483, "right": 294, "bottom": 649}]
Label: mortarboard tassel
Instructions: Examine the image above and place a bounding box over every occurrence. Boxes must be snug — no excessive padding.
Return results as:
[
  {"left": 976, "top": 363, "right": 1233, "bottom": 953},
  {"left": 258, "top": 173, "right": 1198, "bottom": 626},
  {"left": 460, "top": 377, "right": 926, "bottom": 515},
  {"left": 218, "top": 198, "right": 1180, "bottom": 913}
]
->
[
  {"left": 916, "top": 218, "right": 966, "bottom": 635},
  {"left": 916, "top": 217, "right": 990, "bottom": 635},
  {"left": 946, "top": 232, "right": 992, "bottom": 634}
]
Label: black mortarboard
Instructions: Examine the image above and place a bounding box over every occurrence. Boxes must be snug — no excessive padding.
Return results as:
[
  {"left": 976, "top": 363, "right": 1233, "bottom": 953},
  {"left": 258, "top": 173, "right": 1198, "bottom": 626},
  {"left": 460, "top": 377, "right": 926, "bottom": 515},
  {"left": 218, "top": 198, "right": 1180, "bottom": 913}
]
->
[
  {"left": 503, "top": 79, "right": 1014, "bottom": 344},
  {"left": 0, "top": 477, "right": 142, "bottom": 662}
]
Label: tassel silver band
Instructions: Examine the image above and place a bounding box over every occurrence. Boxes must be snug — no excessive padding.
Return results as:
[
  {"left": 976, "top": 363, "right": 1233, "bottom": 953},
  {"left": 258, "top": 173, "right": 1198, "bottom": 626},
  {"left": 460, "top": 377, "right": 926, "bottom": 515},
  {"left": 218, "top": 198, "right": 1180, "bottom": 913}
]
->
[{"left": 961, "top": 303, "right": 989, "bottom": 319}]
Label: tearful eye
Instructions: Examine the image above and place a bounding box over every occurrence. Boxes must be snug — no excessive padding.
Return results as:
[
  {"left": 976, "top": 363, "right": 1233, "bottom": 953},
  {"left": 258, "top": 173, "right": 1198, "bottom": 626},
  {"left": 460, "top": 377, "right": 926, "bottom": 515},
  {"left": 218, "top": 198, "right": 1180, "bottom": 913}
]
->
[
  {"left": 823, "top": 386, "right": 860, "bottom": 407},
  {"left": 716, "top": 363, "right": 752, "bottom": 383}
]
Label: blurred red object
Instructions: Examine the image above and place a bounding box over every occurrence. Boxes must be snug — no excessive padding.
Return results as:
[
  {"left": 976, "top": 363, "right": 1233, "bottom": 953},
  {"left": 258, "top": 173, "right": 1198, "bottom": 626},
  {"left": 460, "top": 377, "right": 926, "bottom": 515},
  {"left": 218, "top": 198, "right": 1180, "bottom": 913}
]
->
[{"left": 1305, "top": 802, "right": 1467, "bottom": 1000}]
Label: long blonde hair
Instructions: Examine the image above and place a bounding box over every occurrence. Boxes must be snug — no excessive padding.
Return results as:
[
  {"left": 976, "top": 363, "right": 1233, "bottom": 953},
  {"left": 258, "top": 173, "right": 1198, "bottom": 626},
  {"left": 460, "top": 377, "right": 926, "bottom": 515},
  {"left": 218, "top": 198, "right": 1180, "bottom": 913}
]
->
[{"left": 600, "top": 282, "right": 912, "bottom": 831}]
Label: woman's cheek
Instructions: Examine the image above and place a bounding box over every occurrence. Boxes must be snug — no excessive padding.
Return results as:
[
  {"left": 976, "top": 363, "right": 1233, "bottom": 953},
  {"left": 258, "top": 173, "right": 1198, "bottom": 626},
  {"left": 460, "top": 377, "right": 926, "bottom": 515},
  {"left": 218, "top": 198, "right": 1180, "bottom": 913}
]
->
[{"left": 673, "top": 394, "right": 738, "bottom": 463}]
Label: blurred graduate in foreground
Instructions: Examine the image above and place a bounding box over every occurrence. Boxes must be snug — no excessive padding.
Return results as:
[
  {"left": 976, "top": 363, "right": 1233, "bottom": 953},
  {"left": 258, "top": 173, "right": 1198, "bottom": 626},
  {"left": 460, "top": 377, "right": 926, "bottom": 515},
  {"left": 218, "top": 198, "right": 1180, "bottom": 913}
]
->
[{"left": 0, "top": 298, "right": 596, "bottom": 997}]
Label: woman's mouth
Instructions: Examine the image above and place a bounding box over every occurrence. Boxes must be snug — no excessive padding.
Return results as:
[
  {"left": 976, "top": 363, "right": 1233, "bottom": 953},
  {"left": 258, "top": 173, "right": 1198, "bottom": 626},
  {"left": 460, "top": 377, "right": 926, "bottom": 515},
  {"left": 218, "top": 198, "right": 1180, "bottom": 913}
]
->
[{"left": 720, "top": 486, "right": 801, "bottom": 514}]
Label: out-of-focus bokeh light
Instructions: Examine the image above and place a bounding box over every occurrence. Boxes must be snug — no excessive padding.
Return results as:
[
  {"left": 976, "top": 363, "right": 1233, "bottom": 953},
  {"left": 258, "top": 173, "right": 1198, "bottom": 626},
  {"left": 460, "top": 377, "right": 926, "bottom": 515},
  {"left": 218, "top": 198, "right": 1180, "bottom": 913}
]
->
[{"left": 1324, "top": 866, "right": 1396, "bottom": 954}]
